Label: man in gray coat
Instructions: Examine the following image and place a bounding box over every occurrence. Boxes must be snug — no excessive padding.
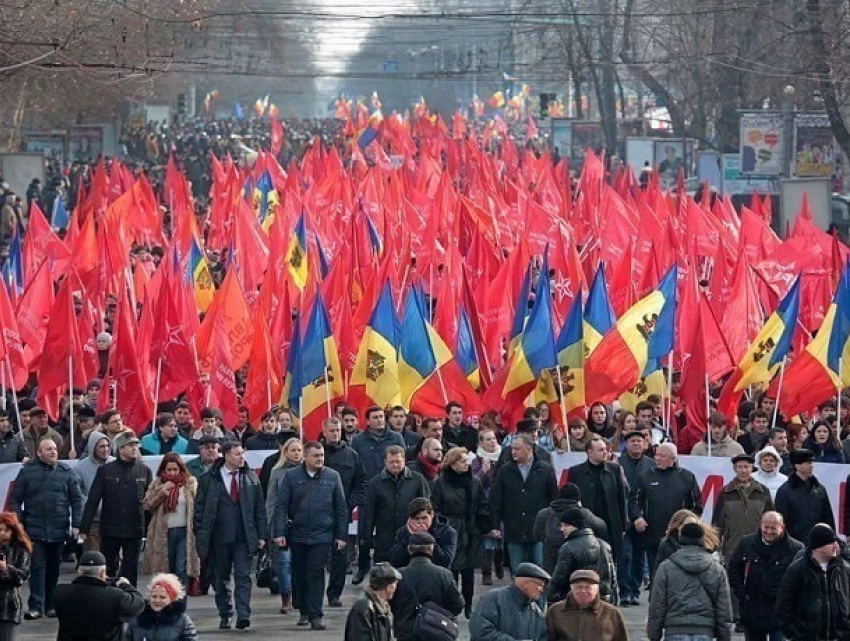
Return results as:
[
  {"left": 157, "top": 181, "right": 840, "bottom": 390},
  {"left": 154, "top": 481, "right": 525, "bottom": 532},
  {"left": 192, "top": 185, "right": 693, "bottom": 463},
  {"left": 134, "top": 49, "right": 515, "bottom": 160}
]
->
[
  {"left": 469, "top": 562, "right": 549, "bottom": 641},
  {"left": 647, "top": 522, "right": 733, "bottom": 641},
  {"left": 273, "top": 441, "right": 347, "bottom": 631},
  {"left": 73, "top": 430, "right": 113, "bottom": 552}
]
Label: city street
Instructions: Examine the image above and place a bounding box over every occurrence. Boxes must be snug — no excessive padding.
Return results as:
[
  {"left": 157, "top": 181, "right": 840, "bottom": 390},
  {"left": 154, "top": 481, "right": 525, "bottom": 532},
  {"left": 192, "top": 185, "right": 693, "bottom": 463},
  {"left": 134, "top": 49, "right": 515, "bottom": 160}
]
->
[{"left": 15, "top": 563, "right": 746, "bottom": 640}]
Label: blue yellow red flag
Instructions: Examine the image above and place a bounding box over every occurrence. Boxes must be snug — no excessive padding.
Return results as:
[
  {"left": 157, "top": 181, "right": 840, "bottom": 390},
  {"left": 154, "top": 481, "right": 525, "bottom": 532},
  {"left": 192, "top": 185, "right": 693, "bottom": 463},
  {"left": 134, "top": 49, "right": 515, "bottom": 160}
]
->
[
  {"left": 717, "top": 275, "right": 801, "bottom": 418},
  {"left": 188, "top": 235, "right": 215, "bottom": 313},
  {"left": 584, "top": 263, "right": 616, "bottom": 355},
  {"left": 456, "top": 305, "right": 480, "bottom": 390},
  {"left": 584, "top": 266, "right": 678, "bottom": 404},
  {"left": 349, "top": 281, "right": 401, "bottom": 410},
  {"left": 299, "top": 293, "right": 344, "bottom": 439},
  {"left": 508, "top": 264, "right": 532, "bottom": 352},
  {"left": 285, "top": 213, "right": 309, "bottom": 290}
]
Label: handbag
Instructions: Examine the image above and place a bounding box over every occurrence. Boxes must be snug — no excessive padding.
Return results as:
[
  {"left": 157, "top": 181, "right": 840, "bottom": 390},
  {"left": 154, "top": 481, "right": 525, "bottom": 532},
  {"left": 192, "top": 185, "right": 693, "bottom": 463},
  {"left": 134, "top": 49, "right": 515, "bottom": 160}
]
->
[
  {"left": 412, "top": 601, "right": 459, "bottom": 641},
  {"left": 255, "top": 547, "right": 274, "bottom": 588}
]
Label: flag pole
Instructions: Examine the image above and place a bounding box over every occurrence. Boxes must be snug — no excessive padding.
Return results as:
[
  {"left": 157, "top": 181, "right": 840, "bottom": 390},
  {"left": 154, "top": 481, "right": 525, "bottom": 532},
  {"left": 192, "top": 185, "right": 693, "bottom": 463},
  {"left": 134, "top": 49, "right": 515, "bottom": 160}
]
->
[
  {"left": 0, "top": 361, "right": 5, "bottom": 411},
  {"left": 771, "top": 356, "right": 788, "bottom": 429},
  {"left": 397, "top": 263, "right": 411, "bottom": 315},
  {"left": 5, "top": 357, "right": 23, "bottom": 442},
  {"left": 153, "top": 357, "right": 163, "bottom": 415},
  {"left": 554, "top": 369, "right": 570, "bottom": 452},
  {"left": 344, "top": 370, "right": 349, "bottom": 399},
  {"left": 435, "top": 366, "right": 449, "bottom": 405},
  {"left": 68, "top": 355, "right": 75, "bottom": 455},
  {"left": 324, "top": 366, "right": 333, "bottom": 417},
  {"left": 838, "top": 358, "right": 844, "bottom": 432},
  {"left": 665, "top": 351, "right": 674, "bottom": 439},
  {"left": 266, "top": 379, "right": 272, "bottom": 413}
]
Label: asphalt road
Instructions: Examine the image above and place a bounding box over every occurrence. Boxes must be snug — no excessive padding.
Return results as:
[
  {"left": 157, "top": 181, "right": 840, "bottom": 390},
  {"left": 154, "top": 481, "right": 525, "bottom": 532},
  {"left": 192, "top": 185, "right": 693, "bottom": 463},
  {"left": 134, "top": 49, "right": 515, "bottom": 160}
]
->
[{"left": 16, "top": 562, "right": 745, "bottom": 640}]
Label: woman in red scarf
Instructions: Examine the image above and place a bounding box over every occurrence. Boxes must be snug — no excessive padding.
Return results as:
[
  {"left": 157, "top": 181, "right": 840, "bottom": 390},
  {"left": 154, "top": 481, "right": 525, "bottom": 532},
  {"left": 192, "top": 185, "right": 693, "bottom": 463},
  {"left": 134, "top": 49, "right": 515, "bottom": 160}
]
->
[{"left": 142, "top": 454, "right": 200, "bottom": 587}]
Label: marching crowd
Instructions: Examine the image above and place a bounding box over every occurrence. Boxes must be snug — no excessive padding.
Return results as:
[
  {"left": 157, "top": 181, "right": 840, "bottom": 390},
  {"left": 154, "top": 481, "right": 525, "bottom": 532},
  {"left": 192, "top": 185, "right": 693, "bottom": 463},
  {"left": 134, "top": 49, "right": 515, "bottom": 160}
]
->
[{"left": 0, "top": 393, "right": 845, "bottom": 640}]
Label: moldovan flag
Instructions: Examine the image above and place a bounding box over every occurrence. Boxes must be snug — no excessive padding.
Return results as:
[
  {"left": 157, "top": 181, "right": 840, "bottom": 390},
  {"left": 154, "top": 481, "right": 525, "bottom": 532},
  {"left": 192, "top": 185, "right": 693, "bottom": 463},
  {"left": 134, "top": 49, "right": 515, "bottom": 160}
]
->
[
  {"left": 717, "top": 275, "right": 801, "bottom": 419},
  {"left": 584, "top": 266, "right": 677, "bottom": 405},
  {"left": 483, "top": 254, "right": 556, "bottom": 416},
  {"left": 557, "top": 295, "right": 585, "bottom": 416},
  {"left": 584, "top": 264, "right": 616, "bottom": 355},
  {"left": 285, "top": 213, "right": 309, "bottom": 290},
  {"left": 189, "top": 235, "right": 215, "bottom": 313},
  {"left": 399, "top": 287, "right": 485, "bottom": 417},
  {"left": 348, "top": 282, "right": 401, "bottom": 414},
  {"left": 456, "top": 305, "right": 480, "bottom": 390},
  {"left": 299, "top": 294, "right": 344, "bottom": 441},
  {"left": 773, "top": 266, "right": 849, "bottom": 416}
]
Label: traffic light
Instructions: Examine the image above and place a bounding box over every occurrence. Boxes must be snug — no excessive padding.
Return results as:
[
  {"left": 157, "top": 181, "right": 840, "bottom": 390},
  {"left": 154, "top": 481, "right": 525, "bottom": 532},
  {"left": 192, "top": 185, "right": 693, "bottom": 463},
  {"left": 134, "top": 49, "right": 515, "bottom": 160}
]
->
[
  {"left": 177, "top": 93, "right": 187, "bottom": 117},
  {"left": 540, "top": 93, "right": 550, "bottom": 118}
]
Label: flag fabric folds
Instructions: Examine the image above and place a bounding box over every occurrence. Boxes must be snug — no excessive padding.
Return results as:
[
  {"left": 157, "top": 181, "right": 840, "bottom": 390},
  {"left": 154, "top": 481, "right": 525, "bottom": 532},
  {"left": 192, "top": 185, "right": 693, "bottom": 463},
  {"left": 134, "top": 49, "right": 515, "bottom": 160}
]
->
[{"left": 584, "top": 266, "right": 678, "bottom": 404}]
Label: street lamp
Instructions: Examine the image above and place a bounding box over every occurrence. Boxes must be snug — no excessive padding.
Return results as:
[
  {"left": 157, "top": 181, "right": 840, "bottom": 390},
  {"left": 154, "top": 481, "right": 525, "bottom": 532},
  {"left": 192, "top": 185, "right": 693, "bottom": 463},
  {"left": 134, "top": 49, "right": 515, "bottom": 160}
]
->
[{"left": 783, "top": 85, "right": 795, "bottom": 178}]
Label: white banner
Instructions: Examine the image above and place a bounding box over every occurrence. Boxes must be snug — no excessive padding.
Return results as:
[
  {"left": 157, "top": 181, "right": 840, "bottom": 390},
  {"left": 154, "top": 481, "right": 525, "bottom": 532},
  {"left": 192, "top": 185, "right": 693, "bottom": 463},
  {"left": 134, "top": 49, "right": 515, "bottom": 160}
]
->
[
  {"left": 550, "top": 453, "right": 848, "bottom": 533},
  {"left": 0, "top": 452, "right": 846, "bottom": 537}
]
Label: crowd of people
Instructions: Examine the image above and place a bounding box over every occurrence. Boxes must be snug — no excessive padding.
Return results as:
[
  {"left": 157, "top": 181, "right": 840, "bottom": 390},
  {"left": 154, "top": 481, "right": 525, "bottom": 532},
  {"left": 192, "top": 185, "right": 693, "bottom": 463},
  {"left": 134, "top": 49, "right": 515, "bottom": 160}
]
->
[{"left": 0, "top": 392, "right": 845, "bottom": 639}]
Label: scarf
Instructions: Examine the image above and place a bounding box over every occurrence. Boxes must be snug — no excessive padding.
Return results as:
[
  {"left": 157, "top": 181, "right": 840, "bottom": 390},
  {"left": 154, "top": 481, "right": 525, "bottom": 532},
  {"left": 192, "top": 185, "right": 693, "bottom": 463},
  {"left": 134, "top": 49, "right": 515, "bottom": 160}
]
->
[
  {"left": 476, "top": 446, "right": 500, "bottom": 463},
  {"left": 159, "top": 471, "right": 189, "bottom": 513},
  {"left": 417, "top": 454, "right": 441, "bottom": 479}
]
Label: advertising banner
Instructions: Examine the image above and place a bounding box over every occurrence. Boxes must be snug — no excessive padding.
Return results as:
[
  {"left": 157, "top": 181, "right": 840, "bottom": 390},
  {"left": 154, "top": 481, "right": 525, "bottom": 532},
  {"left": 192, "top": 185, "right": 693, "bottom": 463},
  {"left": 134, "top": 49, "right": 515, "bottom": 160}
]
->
[
  {"left": 794, "top": 113, "right": 835, "bottom": 178},
  {"left": 740, "top": 113, "right": 785, "bottom": 175}
]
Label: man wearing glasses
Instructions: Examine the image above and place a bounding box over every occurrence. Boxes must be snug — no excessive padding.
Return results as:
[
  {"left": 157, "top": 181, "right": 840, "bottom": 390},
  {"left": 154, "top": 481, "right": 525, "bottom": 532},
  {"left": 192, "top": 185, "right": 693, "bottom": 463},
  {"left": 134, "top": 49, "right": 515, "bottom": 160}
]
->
[
  {"left": 79, "top": 430, "right": 152, "bottom": 586},
  {"left": 469, "top": 562, "right": 549, "bottom": 640}
]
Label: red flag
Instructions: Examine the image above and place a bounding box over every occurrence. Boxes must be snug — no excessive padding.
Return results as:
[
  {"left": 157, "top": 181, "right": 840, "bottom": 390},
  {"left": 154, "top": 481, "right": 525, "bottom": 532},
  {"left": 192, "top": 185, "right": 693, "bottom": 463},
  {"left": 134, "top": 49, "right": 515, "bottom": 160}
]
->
[
  {"left": 36, "top": 275, "right": 83, "bottom": 418},
  {"left": 111, "top": 291, "right": 154, "bottom": 433},
  {"left": 150, "top": 274, "right": 199, "bottom": 401},
  {"left": 206, "top": 314, "right": 241, "bottom": 427},
  {"left": 242, "top": 318, "right": 283, "bottom": 425},
  {"left": 16, "top": 260, "right": 55, "bottom": 370},
  {"left": 23, "top": 202, "right": 71, "bottom": 283},
  {"left": 0, "top": 282, "right": 27, "bottom": 389},
  {"left": 196, "top": 269, "right": 254, "bottom": 373},
  {"left": 722, "top": 258, "right": 764, "bottom": 363}
]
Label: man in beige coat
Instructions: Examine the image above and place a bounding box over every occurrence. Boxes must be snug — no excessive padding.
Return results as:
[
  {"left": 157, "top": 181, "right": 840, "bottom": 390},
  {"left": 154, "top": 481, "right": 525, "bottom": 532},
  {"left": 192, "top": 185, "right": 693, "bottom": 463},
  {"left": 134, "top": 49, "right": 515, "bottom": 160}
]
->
[{"left": 545, "top": 569, "right": 628, "bottom": 641}]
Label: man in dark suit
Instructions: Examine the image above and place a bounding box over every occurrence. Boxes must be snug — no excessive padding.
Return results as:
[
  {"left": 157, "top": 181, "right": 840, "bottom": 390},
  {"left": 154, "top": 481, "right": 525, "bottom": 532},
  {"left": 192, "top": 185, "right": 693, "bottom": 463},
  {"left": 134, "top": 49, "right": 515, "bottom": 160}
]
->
[{"left": 567, "top": 436, "right": 629, "bottom": 564}]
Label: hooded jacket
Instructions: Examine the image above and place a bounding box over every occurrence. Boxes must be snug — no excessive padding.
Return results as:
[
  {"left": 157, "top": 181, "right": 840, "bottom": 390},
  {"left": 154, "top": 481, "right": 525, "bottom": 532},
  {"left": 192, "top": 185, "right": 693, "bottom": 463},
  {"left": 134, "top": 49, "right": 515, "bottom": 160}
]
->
[
  {"left": 533, "top": 498, "right": 608, "bottom": 573},
  {"left": 123, "top": 598, "right": 198, "bottom": 641},
  {"left": 752, "top": 447, "right": 787, "bottom": 499},
  {"left": 74, "top": 431, "right": 114, "bottom": 521},
  {"left": 647, "top": 546, "right": 733, "bottom": 641},
  {"left": 775, "top": 473, "right": 835, "bottom": 544},
  {"left": 547, "top": 528, "right": 615, "bottom": 603}
]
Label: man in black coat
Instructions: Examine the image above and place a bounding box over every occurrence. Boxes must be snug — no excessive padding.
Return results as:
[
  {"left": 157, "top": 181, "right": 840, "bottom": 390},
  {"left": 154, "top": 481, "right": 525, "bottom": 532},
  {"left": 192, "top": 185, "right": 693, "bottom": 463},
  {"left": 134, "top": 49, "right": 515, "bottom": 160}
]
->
[
  {"left": 194, "top": 441, "right": 268, "bottom": 631},
  {"left": 79, "top": 430, "right": 152, "bottom": 587},
  {"left": 775, "top": 448, "right": 835, "bottom": 544},
  {"left": 10, "top": 438, "right": 83, "bottom": 619},
  {"left": 567, "top": 436, "right": 628, "bottom": 561},
  {"left": 356, "top": 445, "right": 430, "bottom": 584},
  {"left": 533, "top": 482, "right": 608, "bottom": 574},
  {"left": 490, "top": 433, "right": 558, "bottom": 575},
  {"left": 547, "top": 509, "right": 615, "bottom": 603},
  {"left": 728, "top": 511, "right": 803, "bottom": 640},
  {"left": 321, "top": 417, "right": 367, "bottom": 607},
  {"left": 391, "top": 532, "right": 464, "bottom": 639},
  {"left": 495, "top": 419, "right": 553, "bottom": 470},
  {"left": 444, "top": 401, "right": 478, "bottom": 452},
  {"left": 776, "top": 523, "right": 850, "bottom": 641},
  {"left": 273, "top": 441, "right": 348, "bottom": 630},
  {"left": 618, "top": 429, "right": 654, "bottom": 605},
  {"left": 628, "top": 442, "right": 701, "bottom": 580},
  {"left": 53, "top": 550, "right": 145, "bottom": 641}
]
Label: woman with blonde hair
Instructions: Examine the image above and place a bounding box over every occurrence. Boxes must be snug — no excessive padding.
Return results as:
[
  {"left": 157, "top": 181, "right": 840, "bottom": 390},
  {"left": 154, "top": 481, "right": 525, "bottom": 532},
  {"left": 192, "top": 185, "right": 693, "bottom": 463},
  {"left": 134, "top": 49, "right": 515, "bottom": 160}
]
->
[
  {"left": 432, "top": 447, "right": 487, "bottom": 618},
  {"left": 264, "top": 437, "right": 303, "bottom": 613},
  {"left": 142, "top": 454, "right": 199, "bottom": 588},
  {"left": 124, "top": 573, "right": 198, "bottom": 640},
  {"left": 653, "top": 509, "right": 720, "bottom": 575}
]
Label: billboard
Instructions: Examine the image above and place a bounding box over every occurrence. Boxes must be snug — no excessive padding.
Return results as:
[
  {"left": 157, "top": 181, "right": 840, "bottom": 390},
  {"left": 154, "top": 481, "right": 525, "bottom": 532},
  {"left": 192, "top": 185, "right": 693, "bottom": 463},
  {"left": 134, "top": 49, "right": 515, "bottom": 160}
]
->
[
  {"left": 570, "top": 121, "right": 604, "bottom": 171},
  {"left": 793, "top": 113, "right": 835, "bottom": 178},
  {"left": 740, "top": 113, "right": 785, "bottom": 175},
  {"left": 721, "top": 154, "right": 778, "bottom": 196},
  {"left": 550, "top": 118, "right": 572, "bottom": 163}
]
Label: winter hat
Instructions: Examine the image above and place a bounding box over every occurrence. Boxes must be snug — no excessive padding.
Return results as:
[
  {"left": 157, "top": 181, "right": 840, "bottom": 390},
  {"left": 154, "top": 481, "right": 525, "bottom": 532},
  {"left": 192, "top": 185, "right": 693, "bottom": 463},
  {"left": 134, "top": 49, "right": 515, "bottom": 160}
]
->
[
  {"left": 369, "top": 562, "right": 402, "bottom": 590},
  {"left": 560, "top": 508, "right": 587, "bottom": 529},
  {"left": 113, "top": 430, "right": 140, "bottom": 450},
  {"left": 755, "top": 445, "right": 781, "bottom": 468},
  {"left": 558, "top": 482, "right": 581, "bottom": 502},
  {"left": 808, "top": 523, "right": 839, "bottom": 550},
  {"left": 679, "top": 522, "right": 706, "bottom": 548},
  {"left": 790, "top": 449, "right": 815, "bottom": 466}
]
